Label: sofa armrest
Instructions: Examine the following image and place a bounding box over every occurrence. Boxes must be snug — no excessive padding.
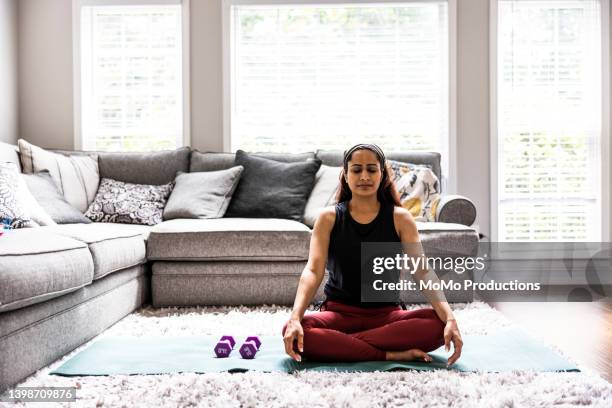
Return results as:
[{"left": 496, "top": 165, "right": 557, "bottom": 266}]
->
[{"left": 435, "top": 194, "right": 477, "bottom": 226}]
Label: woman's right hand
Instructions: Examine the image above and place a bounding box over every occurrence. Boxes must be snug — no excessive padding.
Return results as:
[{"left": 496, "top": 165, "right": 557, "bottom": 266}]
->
[{"left": 283, "top": 318, "right": 304, "bottom": 362}]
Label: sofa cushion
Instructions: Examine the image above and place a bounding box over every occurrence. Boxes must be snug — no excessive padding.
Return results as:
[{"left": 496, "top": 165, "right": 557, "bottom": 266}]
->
[
  {"left": 147, "top": 218, "right": 311, "bottom": 261},
  {"left": 0, "top": 229, "right": 94, "bottom": 313},
  {"left": 53, "top": 222, "right": 152, "bottom": 241},
  {"left": 43, "top": 223, "right": 148, "bottom": 280},
  {"left": 0, "top": 264, "right": 146, "bottom": 339},
  {"left": 152, "top": 261, "right": 321, "bottom": 307},
  {"left": 18, "top": 139, "right": 99, "bottom": 212},
  {"left": 98, "top": 147, "right": 190, "bottom": 185},
  {"left": 189, "top": 151, "right": 316, "bottom": 172},
  {"left": 163, "top": 166, "right": 244, "bottom": 220},
  {"left": 225, "top": 150, "right": 322, "bottom": 221}
]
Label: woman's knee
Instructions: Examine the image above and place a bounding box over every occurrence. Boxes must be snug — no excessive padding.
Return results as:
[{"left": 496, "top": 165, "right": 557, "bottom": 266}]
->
[
  {"left": 282, "top": 315, "right": 318, "bottom": 336},
  {"left": 420, "top": 308, "right": 440, "bottom": 320},
  {"left": 300, "top": 315, "right": 319, "bottom": 330},
  {"left": 420, "top": 310, "right": 446, "bottom": 348},
  {"left": 432, "top": 317, "right": 446, "bottom": 347},
  {"left": 422, "top": 309, "right": 446, "bottom": 330},
  {"left": 432, "top": 313, "right": 446, "bottom": 333}
]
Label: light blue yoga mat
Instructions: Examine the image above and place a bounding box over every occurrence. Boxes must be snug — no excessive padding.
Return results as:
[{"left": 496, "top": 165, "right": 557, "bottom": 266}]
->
[{"left": 51, "top": 327, "right": 579, "bottom": 376}]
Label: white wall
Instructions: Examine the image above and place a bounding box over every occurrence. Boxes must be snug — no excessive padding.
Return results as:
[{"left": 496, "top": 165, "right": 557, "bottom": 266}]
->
[
  {"left": 0, "top": 0, "right": 17, "bottom": 144},
  {"left": 18, "top": 0, "right": 73, "bottom": 150},
  {"left": 456, "top": 0, "right": 489, "bottom": 238},
  {"left": 190, "top": 0, "right": 223, "bottom": 152}
]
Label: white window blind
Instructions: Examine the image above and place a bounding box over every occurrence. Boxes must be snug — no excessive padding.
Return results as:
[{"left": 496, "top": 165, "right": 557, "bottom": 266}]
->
[
  {"left": 496, "top": 0, "right": 603, "bottom": 241},
  {"left": 228, "top": 1, "right": 449, "bottom": 173},
  {"left": 78, "top": 2, "right": 185, "bottom": 152}
]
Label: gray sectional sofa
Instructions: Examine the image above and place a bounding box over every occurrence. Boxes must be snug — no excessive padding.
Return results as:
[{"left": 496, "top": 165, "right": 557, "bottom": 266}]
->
[{"left": 0, "top": 142, "right": 479, "bottom": 391}]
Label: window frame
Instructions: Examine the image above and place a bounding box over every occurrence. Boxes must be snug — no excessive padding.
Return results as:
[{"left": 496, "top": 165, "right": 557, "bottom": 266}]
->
[
  {"left": 72, "top": 0, "right": 191, "bottom": 151},
  {"left": 221, "top": 0, "right": 458, "bottom": 193},
  {"left": 489, "top": 0, "right": 611, "bottom": 242}
]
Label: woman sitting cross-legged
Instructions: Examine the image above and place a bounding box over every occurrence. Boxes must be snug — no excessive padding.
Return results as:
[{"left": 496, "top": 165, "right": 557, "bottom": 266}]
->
[{"left": 282, "top": 143, "right": 463, "bottom": 366}]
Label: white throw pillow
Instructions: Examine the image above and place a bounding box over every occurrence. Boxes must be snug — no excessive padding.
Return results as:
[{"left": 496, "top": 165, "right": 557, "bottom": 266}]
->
[
  {"left": 303, "top": 165, "right": 341, "bottom": 228},
  {"left": 0, "top": 163, "right": 55, "bottom": 227},
  {"left": 18, "top": 139, "right": 99, "bottom": 213}
]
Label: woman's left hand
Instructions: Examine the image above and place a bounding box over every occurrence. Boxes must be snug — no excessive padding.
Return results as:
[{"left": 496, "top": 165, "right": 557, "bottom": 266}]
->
[{"left": 444, "top": 319, "right": 463, "bottom": 367}]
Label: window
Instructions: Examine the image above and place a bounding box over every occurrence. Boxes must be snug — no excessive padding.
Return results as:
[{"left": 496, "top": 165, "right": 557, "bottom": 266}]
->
[
  {"left": 225, "top": 0, "right": 452, "bottom": 178},
  {"left": 75, "top": 0, "right": 189, "bottom": 152},
  {"left": 493, "top": 0, "right": 606, "bottom": 241}
]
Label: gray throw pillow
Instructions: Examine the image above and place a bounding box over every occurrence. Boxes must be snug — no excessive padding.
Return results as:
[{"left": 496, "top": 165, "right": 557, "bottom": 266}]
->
[
  {"left": 18, "top": 139, "right": 100, "bottom": 212},
  {"left": 23, "top": 171, "right": 91, "bottom": 224},
  {"left": 189, "top": 151, "right": 316, "bottom": 172},
  {"left": 85, "top": 178, "right": 174, "bottom": 225},
  {"left": 225, "top": 150, "right": 322, "bottom": 221},
  {"left": 163, "top": 166, "right": 244, "bottom": 220}
]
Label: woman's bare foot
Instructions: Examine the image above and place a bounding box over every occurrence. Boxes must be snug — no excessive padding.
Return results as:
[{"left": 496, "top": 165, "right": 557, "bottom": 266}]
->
[{"left": 386, "top": 349, "right": 432, "bottom": 362}]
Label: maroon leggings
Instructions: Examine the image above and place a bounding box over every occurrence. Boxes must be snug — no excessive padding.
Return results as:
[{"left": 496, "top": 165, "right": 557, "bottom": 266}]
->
[{"left": 282, "top": 301, "right": 446, "bottom": 362}]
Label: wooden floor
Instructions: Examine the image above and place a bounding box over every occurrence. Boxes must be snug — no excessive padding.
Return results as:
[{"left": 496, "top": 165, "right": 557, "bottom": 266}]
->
[{"left": 487, "top": 301, "right": 612, "bottom": 383}]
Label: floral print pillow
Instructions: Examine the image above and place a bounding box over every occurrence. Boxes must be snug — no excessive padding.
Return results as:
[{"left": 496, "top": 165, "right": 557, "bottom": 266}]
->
[
  {"left": 388, "top": 160, "right": 441, "bottom": 222},
  {"left": 85, "top": 178, "right": 173, "bottom": 225},
  {"left": 0, "top": 163, "right": 34, "bottom": 228}
]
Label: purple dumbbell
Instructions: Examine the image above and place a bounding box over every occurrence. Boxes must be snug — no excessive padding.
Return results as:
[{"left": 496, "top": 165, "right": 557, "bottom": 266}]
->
[
  {"left": 239, "top": 336, "right": 262, "bottom": 359},
  {"left": 214, "top": 335, "right": 236, "bottom": 358}
]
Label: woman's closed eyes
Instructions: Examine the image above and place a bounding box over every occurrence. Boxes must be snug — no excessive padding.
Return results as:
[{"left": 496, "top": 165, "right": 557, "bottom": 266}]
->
[{"left": 351, "top": 166, "right": 379, "bottom": 174}]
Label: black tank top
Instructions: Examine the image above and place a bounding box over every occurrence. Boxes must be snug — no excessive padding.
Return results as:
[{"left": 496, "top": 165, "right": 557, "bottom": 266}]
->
[{"left": 324, "top": 200, "right": 402, "bottom": 307}]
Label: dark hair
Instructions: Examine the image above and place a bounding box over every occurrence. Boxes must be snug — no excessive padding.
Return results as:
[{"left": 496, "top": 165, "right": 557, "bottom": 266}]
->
[{"left": 335, "top": 143, "right": 401, "bottom": 206}]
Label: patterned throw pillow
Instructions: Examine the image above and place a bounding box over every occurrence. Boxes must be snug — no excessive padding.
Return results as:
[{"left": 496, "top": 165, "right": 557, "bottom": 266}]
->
[
  {"left": 0, "top": 162, "right": 56, "bottom": 228},
  {"left": 85, "top": 178, "right": 173, "bottom": 225},
  {"left": 388, "top": 160, "right": 441, "bottom": 222},
  {"left": 0, "top": 163, "right": 34, "bottom": 228}
]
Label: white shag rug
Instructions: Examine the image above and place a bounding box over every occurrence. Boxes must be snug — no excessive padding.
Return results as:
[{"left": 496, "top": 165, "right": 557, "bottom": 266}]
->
[{"left": 9, "top": 301, "right": 612, "bottom": 408}]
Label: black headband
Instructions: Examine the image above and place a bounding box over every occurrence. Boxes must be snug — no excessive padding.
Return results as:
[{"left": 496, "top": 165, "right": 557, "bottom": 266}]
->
[{"left": 343, "top": 143, "right": 386, "bottom": 170}]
